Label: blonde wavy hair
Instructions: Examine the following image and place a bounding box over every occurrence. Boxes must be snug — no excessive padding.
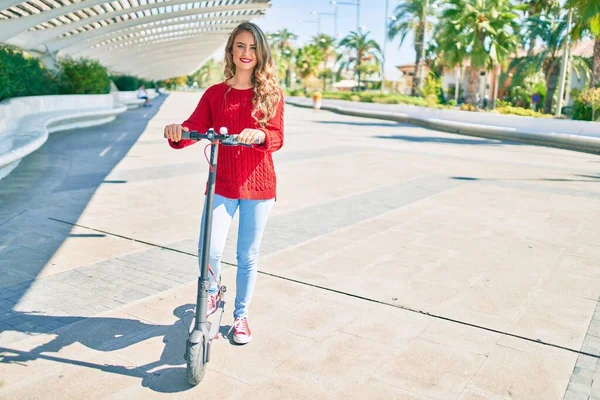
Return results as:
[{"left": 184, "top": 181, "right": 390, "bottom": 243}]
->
[{"left": 224, "top": 22, "right": 281, "bottom": 128}]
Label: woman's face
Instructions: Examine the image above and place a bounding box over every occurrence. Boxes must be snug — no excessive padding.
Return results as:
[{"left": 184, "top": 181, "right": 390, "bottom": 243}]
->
[{"left": 231, "top": 30, "right": 258, "bottom": 72}]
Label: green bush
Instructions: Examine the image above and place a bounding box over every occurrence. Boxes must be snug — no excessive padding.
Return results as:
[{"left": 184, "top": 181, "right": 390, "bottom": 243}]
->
[
  {"left": 111, "top": 75, "right": 154, "bottom": 91},
  {"left": 573, "top": 100, "right": 594, "bottom": 120},
  {"left": 495, "top": 106, "right": 551, "bottom": 118},
  {"left": 372, "top": 96, "right": 402, "bottom": 104},
  {"left": 572, "top": 88, "right": 600, "bottom": 121},
  {"left": 57, "top": 57, "right": 111, "bottom": 95},
  {"left": 287, "top": 88, "right": 306, "bottom": 97},
  {"left": 446, "top": 99, "right": 457, "bottom": 107},
  {"left": 496, "top": 99, "right": 511, "bottom": 108},
  {"left": 422, "top": 72, "right": 443, "bottom": 103},
  {"left": 460, "top": 103, "right": 477, "bottom": 111},
  {"left": 357, "top": 92, "right": 377, "bottom": 102},
  {"left": 0, "top": 45, "right": 58, "bottom": 102},
  {"left": 393, "top": 95, "right": 428, "bottom": 107},
  {"left": 321, "top": 91, "right": 350, "bottom": 100},
  {"left": 322, "top": 91, "right": 430, "bottom": 107}
]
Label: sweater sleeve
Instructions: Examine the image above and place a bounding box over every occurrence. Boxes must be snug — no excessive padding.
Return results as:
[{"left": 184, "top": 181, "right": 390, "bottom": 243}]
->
[
  {"left": 168, "top": 88, "right": 213, "bottom": 149},
  {"left": 256, "top": 90, "right": 284, "bottom": 153}
]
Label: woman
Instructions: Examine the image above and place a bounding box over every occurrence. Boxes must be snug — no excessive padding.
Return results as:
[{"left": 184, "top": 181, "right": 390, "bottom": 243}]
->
[{"left": 164, "top": 22, "right": 284, "bottom": 345}]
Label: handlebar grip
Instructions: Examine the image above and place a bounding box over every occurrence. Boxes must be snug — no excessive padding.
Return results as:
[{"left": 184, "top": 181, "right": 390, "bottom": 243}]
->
[
  {"left": 180, "top": 131, "right": 192, "bottom": 140},
  {"left": 163, "top": 131, "right": 198, "bottom": 140}
]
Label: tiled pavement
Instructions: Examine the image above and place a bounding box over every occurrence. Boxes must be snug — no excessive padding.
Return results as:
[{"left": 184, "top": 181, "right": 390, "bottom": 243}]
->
[{"left": 1, "top": 93, "right": 600, "bottom": 399}]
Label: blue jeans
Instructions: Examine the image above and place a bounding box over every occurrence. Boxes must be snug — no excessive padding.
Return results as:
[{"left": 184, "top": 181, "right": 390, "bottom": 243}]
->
[{"left": 198, "top": 194, "right": 274, "bottom": 319}]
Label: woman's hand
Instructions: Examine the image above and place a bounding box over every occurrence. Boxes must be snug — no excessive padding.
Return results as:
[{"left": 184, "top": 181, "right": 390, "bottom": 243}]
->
[
  {"left": 238, "top": 128, "right": 265, "bottom": 145},
  {"left": 164, "top": 124, "right": 189, "bottom": 142}
]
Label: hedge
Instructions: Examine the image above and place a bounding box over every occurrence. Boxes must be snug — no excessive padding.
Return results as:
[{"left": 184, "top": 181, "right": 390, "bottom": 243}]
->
[
  {"left": 0, "top": 45, "right": 152, "bottom": 102},
  {"left": 0, "top": 45, "right": 57, "bottom": 102},
  {"left": 112, "top": 74, "right": 156, "bottom": 91},
  {"left": 56, "top": 57, "right": 111, "bottom": 95}
]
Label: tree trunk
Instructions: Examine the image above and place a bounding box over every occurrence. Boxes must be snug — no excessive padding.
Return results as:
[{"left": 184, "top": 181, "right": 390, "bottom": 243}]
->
[
  {"left": 356, "top": 50, "right": 362, "bottom": 91},
  {"left": 454, "top": 66, "right": 461, "bottom": 103},
  {"left": 543, "top": 60, "right": 560, "bottom": 114},
  {"left": 592, "top": 38, "right": 600, "bottom": 88},
  {"left": 412, "top": 25, "right": 425, "bottom": 96},
  {"left": 465, "top": 67, "right": 480, "bottom": 106},
  {"left": 527, "top": 37, "right": 537, "bottom": 58}
]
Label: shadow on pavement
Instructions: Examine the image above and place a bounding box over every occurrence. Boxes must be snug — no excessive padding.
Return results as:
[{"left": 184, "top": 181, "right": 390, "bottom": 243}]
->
[
  {"left": 0, "top": 304, "right": 197, "bottom": 393},
  {"left": 452, "top": 175, "right": 600, "bottom": 183},
  {"left": 0, "top": 96, "right": 166, "bottom": 342}
]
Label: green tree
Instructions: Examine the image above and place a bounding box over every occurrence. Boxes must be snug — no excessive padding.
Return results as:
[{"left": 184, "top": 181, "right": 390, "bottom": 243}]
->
[
  {"left": 190, "top": 58, "right": 224, "bottom": 88},
  {"left": 311, "top": 34, "right": 337, "bottom": 90},
  {"left": 387, "top": 0, "right": 437, "bottom": 95},
  {"left": 566, "top": 0, "right": 600, "bottom": 87},
  {"left": 435, "top": 0, "right": 521, "bottom": 106},
  {"left": 267, "top": 29, "right": 298, "bottom": 88},
  {"left": 295, "top": 44, "right": 324, "bottom": 80},
  {"left": 57, "top": 57, "right": 110, "bottom": 94},
  {"left": 523, "top": 0, "right": 559, "bottom": 56},
  {"left": 337, "top": 30, "right": 382, "bottom": 89},
  {"left": 511, "top": 5, "right": 590, "bottom": 113},
  {"left": 0, "top": 45, "right": 57, "bottom": 101}
]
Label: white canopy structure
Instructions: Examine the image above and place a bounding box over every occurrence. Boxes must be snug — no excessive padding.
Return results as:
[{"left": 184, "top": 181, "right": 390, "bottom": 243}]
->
[{"left": 0, "top": 0, "right": 271, "bottom": 79}]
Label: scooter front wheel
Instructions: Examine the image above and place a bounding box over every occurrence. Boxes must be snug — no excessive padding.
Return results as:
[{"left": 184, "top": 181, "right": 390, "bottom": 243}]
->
[{"left": 187, "top": 336, "right": 207, "bottom": 386}]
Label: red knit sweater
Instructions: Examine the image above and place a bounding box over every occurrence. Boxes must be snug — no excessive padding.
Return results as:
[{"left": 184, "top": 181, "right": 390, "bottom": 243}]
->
[{"left": 168, "top": 82, "right": 284, "bottom": 200}]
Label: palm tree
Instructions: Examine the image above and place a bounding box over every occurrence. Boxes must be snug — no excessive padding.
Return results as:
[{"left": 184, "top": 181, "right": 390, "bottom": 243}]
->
[
  {"left": 267, "top": 29, "right": 298, "bottom": 88},
  {"left": 524, "top": 0, "right": 559, "bottom": 56},
  {"left": 190, "top": 58, "right": 223, "bottom": 88},
  {"left": 387, "top": 0, "right": 437, "bottom": 95},
  {"left": 435, "top": 0, "right": 521, "bottom": 106},
  {"left": 428, "top": 27, "right": 468, "bottom": 103},
  {"left": 337, "top": 30, "right": 382, "bottom": 89},
  {"left": 566, "top": 0, "right": 600, "bottom": 87},
  {"left": 295, "top": 44, "right": 324, "bottom": 82},
  {"left": 512, "top": 5, "right": 590, "bottom": 113},
  {"left": 311, "top": 34, "right": 336, "bottom": 90}
]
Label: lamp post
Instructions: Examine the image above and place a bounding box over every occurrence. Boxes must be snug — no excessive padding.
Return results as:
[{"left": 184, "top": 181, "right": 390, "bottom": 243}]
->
[
  {"left": 556, "top": 9, "right": 573, "bottom": 117},
  {"left": 330, "top": 0, "right": 361, "bottom": 34},
  {"left": 416, "top": 0, "right": 429, "bottom": 94},
  {"left": 381, "top": 0, "right": 392, "bottom": 93}
]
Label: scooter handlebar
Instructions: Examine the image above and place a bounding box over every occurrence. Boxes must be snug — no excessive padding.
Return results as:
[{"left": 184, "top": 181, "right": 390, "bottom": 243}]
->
[{"left": 164, "top": 128, "right": 260, "bottom": 147}]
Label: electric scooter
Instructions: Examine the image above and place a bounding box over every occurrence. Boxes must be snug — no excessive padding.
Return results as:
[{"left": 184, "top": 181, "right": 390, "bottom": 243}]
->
[{"left": 165, "top": 127, "right": 257, "bottom": 385}]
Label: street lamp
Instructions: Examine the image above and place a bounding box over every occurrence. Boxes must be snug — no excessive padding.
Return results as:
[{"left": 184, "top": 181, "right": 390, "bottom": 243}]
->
[
  {"left": 381, "top": 0, "right": 391, "bottom": 93},
  {"left": 311, "top": 11, "right": 337, "bottom": 37},
  {"left": 330, "top": 0, "right": 361, "bottom": 34},
  {"left": 417, "top": 0, "right": 429, "bottom": 94},
  {"left": 556, "top": 9, "right": 573, "bottom": 116}
]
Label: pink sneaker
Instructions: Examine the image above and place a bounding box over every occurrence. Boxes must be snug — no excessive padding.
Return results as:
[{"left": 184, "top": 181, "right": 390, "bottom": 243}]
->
[
  {"left": 231, "top": 317, "right": 252, "bottom": 344},
  {"left": 206, "top": 293, "right": 218, "bottom": 317}
]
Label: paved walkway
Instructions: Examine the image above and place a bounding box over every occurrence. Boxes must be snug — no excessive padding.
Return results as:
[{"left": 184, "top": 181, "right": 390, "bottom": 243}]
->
[{"left": 1, "top": 92, "right": 600, "bottom": 399}]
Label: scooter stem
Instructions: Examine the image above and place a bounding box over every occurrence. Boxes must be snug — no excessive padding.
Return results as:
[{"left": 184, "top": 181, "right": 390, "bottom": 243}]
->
[{"left": 196, "top": 138, "right": 219, "bottom": 332}]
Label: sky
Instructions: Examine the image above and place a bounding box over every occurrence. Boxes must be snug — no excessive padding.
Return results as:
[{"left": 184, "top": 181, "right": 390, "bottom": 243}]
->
[{"left": 208, "top": 0, "right": 418, "bottom": 80}]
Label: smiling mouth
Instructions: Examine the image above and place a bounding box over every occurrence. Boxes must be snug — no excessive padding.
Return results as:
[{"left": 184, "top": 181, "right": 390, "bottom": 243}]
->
[{"left": 240, "top": 58, "right": 253, "bottom": 63}]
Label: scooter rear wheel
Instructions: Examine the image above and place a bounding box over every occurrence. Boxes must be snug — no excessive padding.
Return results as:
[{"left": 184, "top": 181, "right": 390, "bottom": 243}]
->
[{"left": 187, "top": 337, "right": 206, "bottom": 386}]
